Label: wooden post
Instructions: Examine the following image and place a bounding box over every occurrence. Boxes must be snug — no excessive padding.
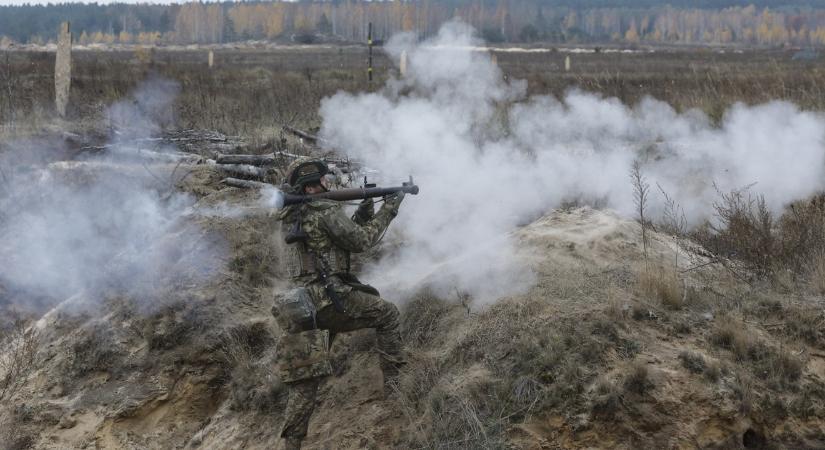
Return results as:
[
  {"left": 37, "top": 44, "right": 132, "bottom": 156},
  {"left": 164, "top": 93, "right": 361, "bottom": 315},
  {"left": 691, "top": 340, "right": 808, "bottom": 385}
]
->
[
  {"left": 208, "top": 50, "right": 214, "bottom": 68},
  {"left": 491, "top": 53, "right": 498, "bottom": 66},
  {"left": 55, "top": 21, "right": 72, "bottom": 117},
  {"left": 367, "top": 22, "right": 373, "bottom": 82},
  {"left": 399, "top": 50, "right": 408, "bottom": 77},
  {"left": 564, "top": 55, "right": 571, "bottom": 72}
]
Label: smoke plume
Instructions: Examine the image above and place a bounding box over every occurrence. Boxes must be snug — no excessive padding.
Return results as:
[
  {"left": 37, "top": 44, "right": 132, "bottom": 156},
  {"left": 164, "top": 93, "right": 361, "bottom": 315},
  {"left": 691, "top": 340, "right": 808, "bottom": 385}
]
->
[
  {"left": 320, "top": 21, "right": 825, "bottom": 303},
  {"left": 0, "top": 77, "right": 223, "bottom": 313}
]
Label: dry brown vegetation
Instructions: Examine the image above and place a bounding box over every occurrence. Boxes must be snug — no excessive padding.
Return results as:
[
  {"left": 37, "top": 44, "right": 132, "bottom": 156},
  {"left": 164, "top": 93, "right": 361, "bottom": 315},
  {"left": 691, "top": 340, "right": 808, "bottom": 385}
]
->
[
  {"left": 0, "top": 316, "right": 39, "bottom": 402},
  {"left": 637, "top": 264, "right": 684, "bottom": 310},
  {"left": 687, "top": 190, "right": 825, "bottom": 293},
  {"left": 1, "top": 46, "right": 825, "bottom": 449},
  {"left": 3, "top": 46, "right": 825, "bottom": 141}
]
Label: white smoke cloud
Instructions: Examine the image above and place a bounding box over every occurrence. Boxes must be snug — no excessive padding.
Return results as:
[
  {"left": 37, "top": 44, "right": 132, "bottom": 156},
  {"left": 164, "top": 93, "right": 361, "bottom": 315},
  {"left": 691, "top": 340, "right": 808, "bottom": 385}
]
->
[
  {"left": 0, "top": 77, "right": 224, "bottom": 313},
  {"left": 319, "top": 21, "right": 825, "bottom": 303}
]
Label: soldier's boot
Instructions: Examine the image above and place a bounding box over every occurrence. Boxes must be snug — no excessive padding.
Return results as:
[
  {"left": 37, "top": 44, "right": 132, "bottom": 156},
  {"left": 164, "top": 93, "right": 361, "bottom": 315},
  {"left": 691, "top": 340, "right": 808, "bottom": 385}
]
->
[{"left": 283, "top": 437, "right": 302, "bottom": 450}]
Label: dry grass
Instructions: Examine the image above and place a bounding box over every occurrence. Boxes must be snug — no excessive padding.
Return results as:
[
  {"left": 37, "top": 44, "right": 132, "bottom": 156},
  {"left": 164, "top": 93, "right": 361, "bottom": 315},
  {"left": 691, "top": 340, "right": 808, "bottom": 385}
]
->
[
  {"left": 214, "top": 321, "right": 280, "bottom": 412},
  {"left": 396, "top": 294, "right": 637, "bottom": 448},
  {"left": 623, "top": 360, "right": 653, "bottom": 395},
  {"left": 679, "top": 350, "right": 723, "bottom": 382},
  {"left": 709, "top": 316, "right": 756, "bottom": 360},
  {"left": 809, "top": 251, "right": 825, "bottom": 295},
  {"left": 710, "top": 316, "right": 802, "bottom": 388},
  {"left": 637, "top": 265, "right": 684, "bottom": 310},
  {"left": 590, "top": 376, "right": 622, "bottom": 419},
  {"left": 4, "top": 48, "right": 825, "bottom": 141},
  {"left": 678, "top": 350, "right": 706, "bottom": 375}
]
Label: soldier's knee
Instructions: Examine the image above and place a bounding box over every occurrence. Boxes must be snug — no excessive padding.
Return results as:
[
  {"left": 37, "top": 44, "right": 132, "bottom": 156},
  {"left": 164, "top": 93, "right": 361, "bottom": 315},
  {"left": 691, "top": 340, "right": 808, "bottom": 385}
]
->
[{"left": 377, "top": 298, "right": 400, "bottom": 329}]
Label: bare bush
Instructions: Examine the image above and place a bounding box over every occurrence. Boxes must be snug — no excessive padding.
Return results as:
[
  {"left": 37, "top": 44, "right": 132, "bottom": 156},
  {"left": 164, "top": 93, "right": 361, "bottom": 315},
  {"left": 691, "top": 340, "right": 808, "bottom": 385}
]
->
[
  {"left": 0, "top": 317, "right": 39, "bottom": 401},
  {"left": 704, "top": 186, "right": 774, "bottom": 275},
  {"left": 694, "top": 190, "right": 825, "bottom": 281}
]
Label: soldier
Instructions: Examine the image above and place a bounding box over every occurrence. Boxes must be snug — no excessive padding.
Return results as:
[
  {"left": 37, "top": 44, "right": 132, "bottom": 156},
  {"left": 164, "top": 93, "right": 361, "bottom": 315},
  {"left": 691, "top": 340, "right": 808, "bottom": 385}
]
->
[{"left": 273, "top": 158, "right": 406, "bottom": 450}]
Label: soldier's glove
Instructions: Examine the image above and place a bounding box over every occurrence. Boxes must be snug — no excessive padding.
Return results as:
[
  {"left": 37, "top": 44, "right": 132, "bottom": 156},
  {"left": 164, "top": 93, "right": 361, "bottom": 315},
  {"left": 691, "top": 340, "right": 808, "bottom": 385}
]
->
[
  {"left": 382, "top": 191, "right": 405, "bottom": 217},
  {"left": 353, "top": 198, "right": 374, "bottom": 225}
]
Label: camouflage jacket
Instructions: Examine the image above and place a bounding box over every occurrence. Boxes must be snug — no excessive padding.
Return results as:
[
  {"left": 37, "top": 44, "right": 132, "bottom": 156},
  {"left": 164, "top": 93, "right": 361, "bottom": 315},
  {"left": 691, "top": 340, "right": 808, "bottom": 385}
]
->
[{"left": 278, "top": 198, "right": 399, "bottom": 309}]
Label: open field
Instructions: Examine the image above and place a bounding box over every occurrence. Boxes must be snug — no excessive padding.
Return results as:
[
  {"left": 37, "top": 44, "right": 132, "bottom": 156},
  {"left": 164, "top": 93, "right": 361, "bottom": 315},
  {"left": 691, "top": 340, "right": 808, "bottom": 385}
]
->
[{"left": 2, "top": 45, "right": 825, "bottom": 140}]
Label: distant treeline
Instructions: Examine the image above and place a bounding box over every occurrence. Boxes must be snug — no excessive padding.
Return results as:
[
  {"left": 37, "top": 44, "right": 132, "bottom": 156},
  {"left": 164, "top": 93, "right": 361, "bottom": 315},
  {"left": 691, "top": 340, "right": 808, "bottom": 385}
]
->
[{"left": 3, "top": 1, "right": 825, "bottom": 47}]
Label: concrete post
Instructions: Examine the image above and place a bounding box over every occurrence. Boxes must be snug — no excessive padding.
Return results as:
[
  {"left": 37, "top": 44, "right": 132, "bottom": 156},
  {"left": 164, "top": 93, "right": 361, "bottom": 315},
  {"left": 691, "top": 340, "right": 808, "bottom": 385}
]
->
[{"left": 55, "top": 22, "right": 72, "bottom": 117}]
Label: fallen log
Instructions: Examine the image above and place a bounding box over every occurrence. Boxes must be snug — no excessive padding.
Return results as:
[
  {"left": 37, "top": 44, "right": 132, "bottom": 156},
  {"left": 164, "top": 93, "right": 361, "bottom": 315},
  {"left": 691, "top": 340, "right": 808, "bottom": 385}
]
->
[
  {"left": 215, "top": 154, "right": 276, "bottom": 166},
  {"left": 221, "top": 177, "right": 271, "bottom": 189},
  {"left": 283, "top": 125, "right": 321, "bottom": 143},
  {"left": 77, "top": 145, "right": 203, "bottom": 164},
  {"left": 216, "top": 164, "right": 270, "bottom": 180}
]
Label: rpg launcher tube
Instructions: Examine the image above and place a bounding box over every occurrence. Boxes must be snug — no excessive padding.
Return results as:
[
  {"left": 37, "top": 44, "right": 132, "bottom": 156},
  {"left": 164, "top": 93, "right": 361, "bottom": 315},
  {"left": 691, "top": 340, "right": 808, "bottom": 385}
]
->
[{"left": 281, "top": 183, "right": 419, "bottom": 207}]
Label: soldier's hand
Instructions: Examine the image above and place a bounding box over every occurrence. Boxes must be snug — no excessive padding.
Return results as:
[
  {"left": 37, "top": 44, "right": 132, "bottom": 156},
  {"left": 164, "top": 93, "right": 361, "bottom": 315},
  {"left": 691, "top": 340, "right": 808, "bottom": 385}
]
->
[
  {"left": 383, "top": 191, "right": 405, "bottom": 216},
  {"left": 354, "top": 198, "right": 374, "bottom": 224}
]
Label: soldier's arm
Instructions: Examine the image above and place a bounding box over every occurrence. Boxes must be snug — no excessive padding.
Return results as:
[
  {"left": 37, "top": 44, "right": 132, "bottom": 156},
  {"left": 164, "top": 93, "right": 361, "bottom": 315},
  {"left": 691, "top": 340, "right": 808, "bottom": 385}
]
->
[
  {"left": 321, "top": 195, "right": 403, "bottom": 253},
  {"left": 352, "top": 198, "right": 374, "bottom": 226}
]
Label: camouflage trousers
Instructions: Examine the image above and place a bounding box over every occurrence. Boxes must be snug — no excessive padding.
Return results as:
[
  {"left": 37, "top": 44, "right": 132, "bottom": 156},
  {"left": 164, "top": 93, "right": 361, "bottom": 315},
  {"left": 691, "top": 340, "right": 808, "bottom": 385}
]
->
[{"left": 279, "top": 289, "right": 403, "bottom": 440}]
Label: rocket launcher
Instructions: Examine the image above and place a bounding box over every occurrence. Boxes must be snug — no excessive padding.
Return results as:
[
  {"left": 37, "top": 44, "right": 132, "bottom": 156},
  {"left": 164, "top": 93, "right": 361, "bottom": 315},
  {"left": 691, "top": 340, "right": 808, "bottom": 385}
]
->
[{"left": 281, "top": 176, "right": 419, "bottom": 207}]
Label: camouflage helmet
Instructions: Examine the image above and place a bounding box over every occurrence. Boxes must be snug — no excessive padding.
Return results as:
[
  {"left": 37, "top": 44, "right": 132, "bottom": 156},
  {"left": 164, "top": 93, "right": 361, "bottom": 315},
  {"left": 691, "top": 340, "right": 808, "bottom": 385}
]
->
[{"left": 285, "top": 157, "right": 328, "bottom": 192}]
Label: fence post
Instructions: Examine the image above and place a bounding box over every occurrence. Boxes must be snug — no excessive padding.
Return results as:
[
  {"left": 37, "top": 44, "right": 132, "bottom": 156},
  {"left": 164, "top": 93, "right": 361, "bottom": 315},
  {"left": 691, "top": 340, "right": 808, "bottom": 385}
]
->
[{"left": 55, "top": 21, "right": 72, "bottom": 117}]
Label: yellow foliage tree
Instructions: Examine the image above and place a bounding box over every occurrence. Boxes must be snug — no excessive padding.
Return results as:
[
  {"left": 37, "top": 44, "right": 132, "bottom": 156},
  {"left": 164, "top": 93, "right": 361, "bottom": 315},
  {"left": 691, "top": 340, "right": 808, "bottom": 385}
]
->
[{"left": 625, "top": 21, "right": 640, "bottom": 43}]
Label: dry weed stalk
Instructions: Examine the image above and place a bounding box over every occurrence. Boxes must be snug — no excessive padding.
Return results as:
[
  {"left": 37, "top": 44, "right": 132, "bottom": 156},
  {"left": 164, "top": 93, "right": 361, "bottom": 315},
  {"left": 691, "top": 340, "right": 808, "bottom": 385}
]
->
[
  {"left": 630, "top": 161, "right": 650, "bottom": 262},
  {"left": 657, "top": 183, "right": 687, "bottom": 236}
]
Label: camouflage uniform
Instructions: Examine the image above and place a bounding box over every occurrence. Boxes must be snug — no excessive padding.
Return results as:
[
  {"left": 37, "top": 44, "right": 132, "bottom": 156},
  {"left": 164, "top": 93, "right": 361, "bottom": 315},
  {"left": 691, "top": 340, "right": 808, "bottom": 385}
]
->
[{"left": 275, "top": 173, "right": 404, "bottom": 447}]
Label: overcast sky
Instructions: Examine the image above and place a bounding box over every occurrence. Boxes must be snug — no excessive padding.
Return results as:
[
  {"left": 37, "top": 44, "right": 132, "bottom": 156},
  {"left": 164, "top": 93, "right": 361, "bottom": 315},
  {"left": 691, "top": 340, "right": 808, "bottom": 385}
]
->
[{"left": 0, "top": 1, "right": 205, "bottom": 5}]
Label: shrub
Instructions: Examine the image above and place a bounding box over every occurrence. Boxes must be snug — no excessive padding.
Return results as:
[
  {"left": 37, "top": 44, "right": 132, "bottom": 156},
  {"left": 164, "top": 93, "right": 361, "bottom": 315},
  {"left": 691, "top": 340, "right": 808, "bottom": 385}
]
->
[
  {"left": 591, "top": 376, "right": 622, "bottom": 419},
  {"left": 710, "top": 316, "right": 756, "bottom": 361},
  {"left": 623, "top": 360, "right": 653, "bottom": 395},
  {"left": 694, "top": 191, "right": 825, "bottom": 280},
  {"left": 710, "top": 317, "right": 802, "bottom": 387},
  {"left": 695, "top": 188, "right": 774, "bottom": 276},
  {"left": 678, "top": 350, "right": 706, "bottom": 374}
]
